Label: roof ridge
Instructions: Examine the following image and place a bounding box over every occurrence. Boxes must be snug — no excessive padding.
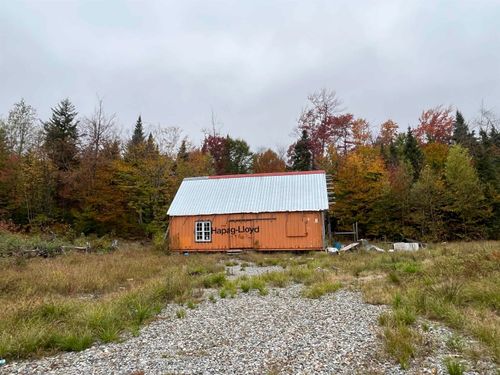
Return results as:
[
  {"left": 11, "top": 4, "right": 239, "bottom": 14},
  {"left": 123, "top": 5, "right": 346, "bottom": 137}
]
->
[{"left": 183, "top": 170, "right": 326, "bottom": 181}]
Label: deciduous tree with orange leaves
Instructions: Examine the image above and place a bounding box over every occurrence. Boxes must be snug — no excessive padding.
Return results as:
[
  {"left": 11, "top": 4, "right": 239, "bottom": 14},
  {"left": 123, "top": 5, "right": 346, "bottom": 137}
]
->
[
  {"left": 415, "top": 106, "right": 454, "bottom": 144},
  {"left": 253, "top": 149, "right": 286, "bottom": 173},
  {"left": 377, "top": 119, "right": 399, "bottom": 145}
]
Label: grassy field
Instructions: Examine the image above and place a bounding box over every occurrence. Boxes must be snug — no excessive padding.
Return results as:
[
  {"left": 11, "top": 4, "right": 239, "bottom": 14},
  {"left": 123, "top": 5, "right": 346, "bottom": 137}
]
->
[
  {"left": 0, "top": 236, "right": 498, "bottom": 369},
  {"left": 0, "top": 242, "right": 227, "bottom": 359}
]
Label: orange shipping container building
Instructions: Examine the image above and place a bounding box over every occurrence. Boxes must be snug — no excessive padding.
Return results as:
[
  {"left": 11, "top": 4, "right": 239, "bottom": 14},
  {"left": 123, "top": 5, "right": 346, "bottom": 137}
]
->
[{"left": 167, "top": 171, "right": 329, "bottom": 252}]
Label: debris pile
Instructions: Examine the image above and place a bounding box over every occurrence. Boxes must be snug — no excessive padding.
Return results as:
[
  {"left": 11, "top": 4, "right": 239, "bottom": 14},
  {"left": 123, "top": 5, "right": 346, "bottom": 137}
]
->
[{"left": 327, "top": 239, "right": 424, "bottom": 254}]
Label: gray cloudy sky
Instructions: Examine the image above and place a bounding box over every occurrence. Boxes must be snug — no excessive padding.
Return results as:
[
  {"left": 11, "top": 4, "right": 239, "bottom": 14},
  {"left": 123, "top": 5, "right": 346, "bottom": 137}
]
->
[{"left": 1, "top": 0, "right": 499, "bottom": 150}]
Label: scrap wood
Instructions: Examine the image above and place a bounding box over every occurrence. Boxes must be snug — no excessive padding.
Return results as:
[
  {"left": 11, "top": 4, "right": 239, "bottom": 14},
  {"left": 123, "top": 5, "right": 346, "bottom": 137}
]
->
[
  {"left": 367, "top": 245, "right": 385, "bottom": 252},
  {"left": 339, "top": 242, "right": 360, "bottom": 252}
]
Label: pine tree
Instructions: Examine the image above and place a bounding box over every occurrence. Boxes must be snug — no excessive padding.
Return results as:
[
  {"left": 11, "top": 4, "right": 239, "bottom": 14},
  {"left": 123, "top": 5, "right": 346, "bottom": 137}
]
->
[
  {"left": 44, "top": 98, "right": 79, "bottom": 171},
  {"left": 452, "top": 110, "right": 477, "bottom": 153},
  {"left": 131, "top": 116, "right": 145, "bottom": 147},
  {"left": 145, "top": 133, "right": 159, "bottom": 158},
  {"left": 403, "top": 127, "right": 423, "bottom": 180},
  {"left": 452, "top": 111, "right": 468, "bottom": 144},
  {"left": 177, "top": 139, "right": 189, "bottom": 161},
  {"left": 291, "top": 130, "right": 312, "bottom": 171},
  {"left": 126, "top": 116, "right": 146, "bottom": 161},
  {"left": 476, "top": 128, "right": 500, "bottom": 188}
]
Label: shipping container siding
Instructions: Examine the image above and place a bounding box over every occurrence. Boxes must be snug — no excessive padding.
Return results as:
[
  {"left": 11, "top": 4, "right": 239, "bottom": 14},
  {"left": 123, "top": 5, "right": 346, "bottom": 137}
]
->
[{"left": 168, "top": 211, "right": 324, "bottom": 252}]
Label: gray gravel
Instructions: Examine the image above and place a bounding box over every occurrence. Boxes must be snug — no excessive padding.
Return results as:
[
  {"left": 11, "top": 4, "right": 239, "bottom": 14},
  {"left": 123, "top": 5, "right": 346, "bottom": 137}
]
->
[
  {"left": 2, "top": 286, "right": 400, "bottom": 374},
  {"left": 225, "top": 263, "right": 283, "bottom": 279}
]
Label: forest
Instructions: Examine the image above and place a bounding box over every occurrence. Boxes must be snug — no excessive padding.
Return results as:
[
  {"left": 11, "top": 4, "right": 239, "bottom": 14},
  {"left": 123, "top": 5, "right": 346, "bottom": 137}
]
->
[{"left": 0, "top": 89, "right": 498, "bottom": 242}]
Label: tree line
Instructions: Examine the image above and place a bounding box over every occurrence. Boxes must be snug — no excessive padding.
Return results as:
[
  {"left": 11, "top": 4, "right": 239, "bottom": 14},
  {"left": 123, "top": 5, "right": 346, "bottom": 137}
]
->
[{"left": 0, "top": 90, "right": 498, "bottom": 241}]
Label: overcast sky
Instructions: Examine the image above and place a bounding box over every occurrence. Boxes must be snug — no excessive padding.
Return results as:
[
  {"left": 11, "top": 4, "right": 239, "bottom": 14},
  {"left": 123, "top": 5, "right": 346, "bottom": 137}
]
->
[{"left": 1, "top": 0, "right": 499, "bottom": 150}]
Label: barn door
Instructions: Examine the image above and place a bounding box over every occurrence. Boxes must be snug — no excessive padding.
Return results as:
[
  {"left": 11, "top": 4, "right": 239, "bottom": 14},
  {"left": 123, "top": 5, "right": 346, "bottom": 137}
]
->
[
  {"left": 229, "top": 220, "right": 254, "bottom": 249},
  {"left": 286, "top": 213, "right": 307, "bottom": 237}
]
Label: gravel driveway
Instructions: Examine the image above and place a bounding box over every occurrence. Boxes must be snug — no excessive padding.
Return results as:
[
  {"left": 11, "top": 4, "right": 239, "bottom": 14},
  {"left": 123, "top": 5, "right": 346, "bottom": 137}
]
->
[{"left": 2, "top": 285, "right": 403, "bottom": 375}]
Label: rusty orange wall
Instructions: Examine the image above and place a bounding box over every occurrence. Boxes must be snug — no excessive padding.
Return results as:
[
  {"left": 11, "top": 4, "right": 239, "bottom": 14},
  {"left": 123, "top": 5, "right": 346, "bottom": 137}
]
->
[{"left": 168, "top": 211, "right": 324, "bottom": 252}]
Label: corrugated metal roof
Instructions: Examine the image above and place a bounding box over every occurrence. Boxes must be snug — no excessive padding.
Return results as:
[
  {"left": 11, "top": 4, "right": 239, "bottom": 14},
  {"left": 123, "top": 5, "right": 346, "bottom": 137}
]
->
[{"left": 167, "top": 171, "right": 328, "bottom": 216}]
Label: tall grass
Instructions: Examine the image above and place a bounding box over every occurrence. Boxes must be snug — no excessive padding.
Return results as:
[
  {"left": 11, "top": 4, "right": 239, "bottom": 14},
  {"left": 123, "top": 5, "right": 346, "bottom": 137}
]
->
[
  {"left": 346, "top": 242, "right": 500, "bottom": 364},
  {"left": 0, "top": 247, "right": 225, "bottom": 359}
]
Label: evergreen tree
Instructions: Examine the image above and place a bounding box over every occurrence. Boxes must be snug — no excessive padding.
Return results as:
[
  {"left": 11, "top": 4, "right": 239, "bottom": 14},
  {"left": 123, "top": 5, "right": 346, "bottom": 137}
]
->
[
  {"left": 403, "top": 127, "right": 423, "bottom": 180},
  {"left": 291, "top": 130, "right": 312, "bottom": 171},
  {"left": 44, "top": 98, "right": 79, "bottom": 171},
  {"left": 476, "top": 128, "right": 500, "bottom": 188},
  {"left": 452, "top": 111, "right": 468, "bottom": 144},
  {"left": 177, "top": 139, "right": 189, "bottom": 161},
  {"left": 131, "top": 116, "right": 145, "bottom": 147},
  {"left": 452, "top": 110, "right": 477, "bottom": 153},
  {"left": 126, "top": 116, "right": 146, "bottom": 161},
  {"left": 145, "top": 133, "right": 159, "bottom": 158}
]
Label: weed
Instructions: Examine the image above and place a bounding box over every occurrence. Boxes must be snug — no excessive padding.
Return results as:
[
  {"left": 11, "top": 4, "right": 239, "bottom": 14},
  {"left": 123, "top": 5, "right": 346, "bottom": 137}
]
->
[
  {"left": 383, "top": 325, "right": 419, "bottom": 369},
  {"left": 222, "top": 280, "right": 238, "bottom": 298},
  {"left": 208, "top": 294, "right": 216, "bottom": 303},
  {"left": 128, "top": 300, "right": 156, "bottom": 326},
  {"left": 240, "top": 281, "right": 251, "bottom": 293},
  {"left": 186, "top": 301, "right": 197, "bottom": 309},
  {"left": 202, "top": 273, "right": 226, "bottom": 288},
  {"left": 392, "top": 293, "right": 402, "bottom": 308},
  {"left": 447, "top": 334, "right": 465, "bottom": 352},
  {"left": 444, "top": 357, "right": 465, "bottom": 375},
  {"left": 54, "top": 331, "right": 94, "bottom": 352},
  {"left": 302, "top": 281, "right": 341, "bottom": 299},
  {"left": 261, "top": 271, "right": 289, "bottom": 288},
  {"left": 219, "top": 289, "right": 227, "bottom": 299},
  {"left": 258, "top": 286, "right": 269, "bottom": 296},
  {"left": 393, "top": 306, "right": 416, "bottom": 326},
  {"left": 176, "top": 308, "right": 186, "bottom": 319},
  {"left": 388, "top": 271, "right": 400, "bottom": 284},
  {"left": 378, "top": 312, "right": 390, "bottom": 326}
]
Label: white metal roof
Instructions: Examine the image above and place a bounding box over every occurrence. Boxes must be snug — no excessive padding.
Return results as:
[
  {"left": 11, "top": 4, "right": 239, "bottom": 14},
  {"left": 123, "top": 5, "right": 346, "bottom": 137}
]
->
[{"left": 167, "top": 171, "right": 328, "bottom": 216}]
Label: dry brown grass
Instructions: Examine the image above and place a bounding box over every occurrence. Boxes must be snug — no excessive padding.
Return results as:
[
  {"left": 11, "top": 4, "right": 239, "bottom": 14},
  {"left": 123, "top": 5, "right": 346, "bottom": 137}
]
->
[{"left": 0, "top": 244, "right": 226, "bottom": 359}]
